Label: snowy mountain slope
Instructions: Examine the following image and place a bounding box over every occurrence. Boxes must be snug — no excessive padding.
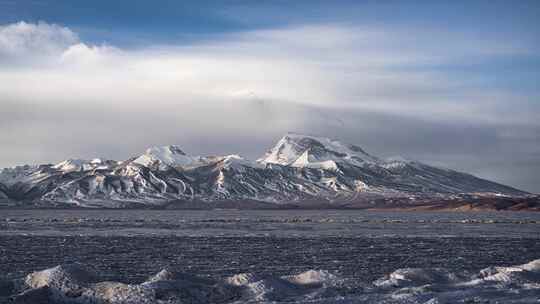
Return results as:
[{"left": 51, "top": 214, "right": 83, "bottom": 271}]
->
[
  {"left": 260, "top": 134, "right": 525, "bottom": 195},
  {"left": 0, "top": 134, "right": 528, "bottom": 208},
  {"left": 259, "top": 133, "right": 379, "bottom": 168},
  {"left": 52, "top": 158, "right": 117, "bottom": 173},
  {"left": 132, "top": 145, "right": 211, "bottom": 170}
]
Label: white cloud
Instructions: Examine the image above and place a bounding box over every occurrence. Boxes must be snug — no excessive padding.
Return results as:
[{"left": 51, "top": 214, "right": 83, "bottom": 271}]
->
[
  {"left": 1, "top": 21, "right": 534, "bottom": 123},
  {"left": 0, "top": 21, "right": 79, "bottom": 64},
  {"left": 60, "top": 43, "right": 121, "bottom": 66}
]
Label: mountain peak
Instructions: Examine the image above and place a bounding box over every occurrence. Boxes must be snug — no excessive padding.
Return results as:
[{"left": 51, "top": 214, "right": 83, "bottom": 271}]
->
[
  {"left": 132, "top": 145, "right": 202, "bottom": 169},
  {"left": 258, "top": 133, "right": 379, "bottom": 168}
]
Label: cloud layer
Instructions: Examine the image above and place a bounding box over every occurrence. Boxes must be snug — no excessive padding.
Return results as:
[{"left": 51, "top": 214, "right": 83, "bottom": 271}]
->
[{"left": 0, "top": 21, "right": 539, "bottom": 192}]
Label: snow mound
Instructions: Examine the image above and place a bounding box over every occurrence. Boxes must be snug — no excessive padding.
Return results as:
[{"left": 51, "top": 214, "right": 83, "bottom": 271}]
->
[
  {"left": 13, "top": 267, "right": 346, "bottom": 303},
  {"left": 374, "top": 267, "right": 465, "bottom": 288},
  {"left": 91, "top": 282, "right": 155, "bottom": 304},
  {"left": 225, "top": 272, "right": 267, "bottom": 286},
  {"left": 466, "top": 258, "right": 540, "bottom": 288},
  {"left": 285, "top": 269, "right": 339, "bottom": 285},
  {"left": 522, "top": 259, "right": 540, "bottom": 272},
  {"left": 25, "top": 264, "right": 97, "bottom": 292},
  {"left": 232, "top": 275, "right": 310, "bottom": 301},
  {"left": 225, "top": 270, "right": 344, "bottom": 302},
  {"left": 145, "top": 268, "right": 215, "bottom": 285},
  {"left": 3, "top": 259, "right": 540, "bottom": 303},
  {"left": 371, "top": 259, "right": 540, "bottom": 303}
]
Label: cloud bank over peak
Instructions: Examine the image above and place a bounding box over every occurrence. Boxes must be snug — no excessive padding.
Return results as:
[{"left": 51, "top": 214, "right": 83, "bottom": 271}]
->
[{"left": 0, "top": 21, "right": 539, "bottom": 192}]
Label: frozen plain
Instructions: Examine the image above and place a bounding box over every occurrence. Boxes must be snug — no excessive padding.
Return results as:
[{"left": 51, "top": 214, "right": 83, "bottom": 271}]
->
[{"left": 0, "top": 209, "right": 539, "bottom": 303}]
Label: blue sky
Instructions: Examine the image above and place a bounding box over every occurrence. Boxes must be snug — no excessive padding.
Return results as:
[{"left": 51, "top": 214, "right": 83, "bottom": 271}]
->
[
  {"left": 2, "top": 1, "right": 539, "bottom": 44},
  {"left": 0, "top": 0, "right": 539, "bottom": 191},
  {"left": 2, "top": 0, "right": 538, "bottom": 93}
]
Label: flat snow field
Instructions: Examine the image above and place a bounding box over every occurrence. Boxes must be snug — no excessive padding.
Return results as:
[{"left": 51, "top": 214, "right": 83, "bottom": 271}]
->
[{"left": 0, "top": 210, "right": 539, "bottom": 303}]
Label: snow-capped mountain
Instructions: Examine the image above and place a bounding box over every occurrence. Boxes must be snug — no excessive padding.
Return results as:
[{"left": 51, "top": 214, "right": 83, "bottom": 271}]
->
[
  {"left": 132, "top": 145, "right": 210, "bottom": 170},
  {"left": 259, "top": 133, "right": 379, "bottom": 169},
  {"left": 0, "top": 134, "right": 528, "bottom": 208}
]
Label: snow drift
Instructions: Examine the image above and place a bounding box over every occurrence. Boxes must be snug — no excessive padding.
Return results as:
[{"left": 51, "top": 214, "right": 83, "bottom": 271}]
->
[{"left": 1, "top": 259, "right": 539, "bottom": 303}]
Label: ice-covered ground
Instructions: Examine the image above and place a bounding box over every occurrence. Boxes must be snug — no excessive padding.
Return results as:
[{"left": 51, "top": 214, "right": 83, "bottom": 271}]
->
[
  {"left": 1, "top": 209, "right": 539, "bottom": 237},
  {"left": 1, "top": 259, "right": 539, "bottom": 303},
  {"left": 1, "top": 210, "right": 539, "bottom": 303}
]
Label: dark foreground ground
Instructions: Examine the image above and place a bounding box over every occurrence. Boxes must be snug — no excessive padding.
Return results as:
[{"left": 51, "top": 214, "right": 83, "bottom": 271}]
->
[
  {"left": 1, "top": 210, "right": 539, "bottom": 303},
  {"left": 1, "top": 236, "right": 539, "bottom": 284}
]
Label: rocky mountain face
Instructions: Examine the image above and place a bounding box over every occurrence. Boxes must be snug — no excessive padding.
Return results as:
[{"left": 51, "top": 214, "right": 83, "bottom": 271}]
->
[{"left": 0, "top": 134, "right": 528, "bottom": 208}]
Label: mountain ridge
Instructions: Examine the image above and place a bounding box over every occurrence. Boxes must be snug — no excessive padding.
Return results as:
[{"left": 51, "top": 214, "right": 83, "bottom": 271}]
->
[{"left": 0, "top": 133, "right": 532, "bottom": 209}]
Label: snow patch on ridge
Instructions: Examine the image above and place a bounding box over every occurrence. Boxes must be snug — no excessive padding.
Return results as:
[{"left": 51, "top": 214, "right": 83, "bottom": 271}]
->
[
  {"left": 133, "top": 145, "right": 207, "bottom": 170},
  {"left": 221, "top": 154, "right": 263, "bottom": 171},
  {"left": 53, "top": 159, "right": 93, "bottom": 172}
]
